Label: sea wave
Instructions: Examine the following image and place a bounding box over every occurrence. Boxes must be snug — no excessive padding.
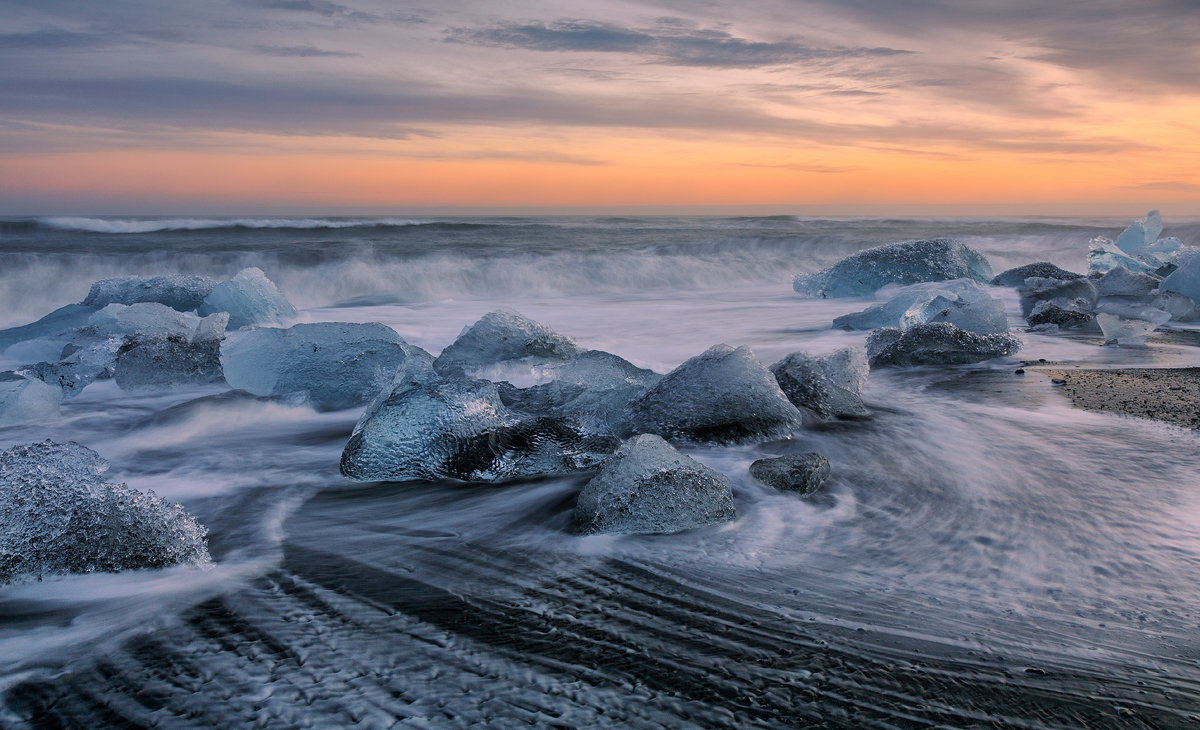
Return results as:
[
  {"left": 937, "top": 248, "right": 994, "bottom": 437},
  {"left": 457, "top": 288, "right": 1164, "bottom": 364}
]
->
[{"left": 35, "top": 216, "right": 449, "bottom": 234}]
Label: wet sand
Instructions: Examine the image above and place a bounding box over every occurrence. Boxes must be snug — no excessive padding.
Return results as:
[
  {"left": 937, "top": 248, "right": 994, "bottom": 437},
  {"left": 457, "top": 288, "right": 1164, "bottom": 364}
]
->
[{"left": 1036, "top": 366, "right": 1200, "bottom": 429}]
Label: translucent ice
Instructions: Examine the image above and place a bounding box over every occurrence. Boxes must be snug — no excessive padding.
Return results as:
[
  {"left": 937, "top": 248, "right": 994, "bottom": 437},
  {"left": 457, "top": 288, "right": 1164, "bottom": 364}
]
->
[
  {"left": 341, "top": 370, "right": 613, "bottom": 482},
  {"left": 0, "top": 304, "right": 95, "bottom": 355},
  {"left": 628, "top": 344, "right": 802, "bottom": 443},
  {"left": 221, "top": 322, "right": 412, "bottom": 410},
  {"left": 1094, "top": 267, "right": 1160, "bottom": 297},
  {"left": 833, "top": 279, "right": 1008, "bottom": 335},
  {"left": 1094, "top": 301, "right": 1172, "bottom": 345},
  {"left": 990, "top": 262, "right": 1083, "bottom": 288},
  {"left": 1088, "top": 237, "right": 1155, "bottom": 275},
  {"left": 794, "top": 239, "right": 993, "bottom": 298},
  {"left": 867, "top": 322, "right": 1021, "bottom": 368},
  {"left": 0, "top": 372, "right": 62, "bottom": 426},
  {"left": 748, "top": 453, "right": 830, "bottom": 494},
  {"left": 199, "top": 267, "right": 296, "bottom": 329},
  {"left": 770, "top": 348, "right": 869, "bottom": 420},
  {"left": 1159, "top": 254, "right": 1200, "bottom": 304},
  {"left": 83, "top": 275, "right": 217, "bottom": 311},
  {"left": 434, "top": 310, "right": 580, "bottom": 378},
  {"left": 571, "top": 434, "right": 735, "bottom": 535},
  {"left": 1026, "top": 301, "right": 1094, "bottom": 330},
  {"left": 0, "top": 440, "right": 210, "bottom": 584},
  {"left": 1018, "top": 277, "right": 1098, "bottom": 319}
]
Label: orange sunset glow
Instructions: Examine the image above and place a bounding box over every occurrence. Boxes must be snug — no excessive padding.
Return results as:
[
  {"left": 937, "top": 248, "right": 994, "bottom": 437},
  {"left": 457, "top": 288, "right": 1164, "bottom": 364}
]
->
[{"left": 1, "top": 1, "right": 1198, "bottom": 214}]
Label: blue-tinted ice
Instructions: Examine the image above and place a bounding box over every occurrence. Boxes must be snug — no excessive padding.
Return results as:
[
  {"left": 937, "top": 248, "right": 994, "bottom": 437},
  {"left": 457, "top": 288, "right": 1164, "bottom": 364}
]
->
[
  {"left": 794, "top": 239, "right": 993, "bottom": 298},
  {"left": 770, "top": 347, "right": 869, "bottom": 420},
  {"left": 0, "top": 372, "right": 63, "bottom": 426},
  {"left": 83, "top": 275, "right": 217, "bottom": 311},
  {"left": 199, "top": 267, "right": 296, "bottom": 329},
  {"left": 867, "top": 322, "right": 1021, "bottom": 367},
  {"left": 833, "top": 279, "right": 1008, "bottom": 335},
  {"left": 434, "top": 309, "right": 580, "bottom": 378}
]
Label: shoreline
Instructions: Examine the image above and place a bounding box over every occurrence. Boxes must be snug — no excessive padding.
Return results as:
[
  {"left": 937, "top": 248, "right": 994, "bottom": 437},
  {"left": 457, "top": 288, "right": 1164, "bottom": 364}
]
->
[{"left": 1035, "top": 366, "right": 1200, "bottom": 430}]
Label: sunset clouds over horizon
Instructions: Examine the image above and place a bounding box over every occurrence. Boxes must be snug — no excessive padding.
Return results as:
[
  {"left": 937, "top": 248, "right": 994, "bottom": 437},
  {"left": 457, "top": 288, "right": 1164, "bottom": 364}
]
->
[{"left": 2, "top": 0, "right": 1198, "bottom": 214}]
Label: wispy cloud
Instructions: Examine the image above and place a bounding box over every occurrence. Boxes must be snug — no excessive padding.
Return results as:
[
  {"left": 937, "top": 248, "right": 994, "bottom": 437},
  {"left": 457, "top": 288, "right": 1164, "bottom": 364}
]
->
[
  {"left": 449, "top": 19, "right": 910, "bottom": 69},
  {"left": 251, "top": 0, "right": 380, "bottom": 22},
  {"left": 254, "top": 44, "right": 358, "bottom": 57}
]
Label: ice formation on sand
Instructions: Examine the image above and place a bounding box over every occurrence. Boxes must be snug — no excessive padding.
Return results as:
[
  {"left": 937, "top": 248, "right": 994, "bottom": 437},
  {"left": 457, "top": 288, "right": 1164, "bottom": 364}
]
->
[
  {"left": 748, "top": 453, "right": 830, "bottom": 494},
  {"left": 628, "top": 344, "right": 803, "bottom": 443},
  {"left": 572, "top": 434, "right": 735, "bottom": 535},
  {"left": 990, "top": 262, "right": 1082, "bottom": 288},
  {"left": 866, "top": 322, "right": 1021, "bottom": 368},
  {"left": 21, "top": 304, "right": 228, "bottom": 396},
  {"left": 341, "top": 361, "right": 614, "bottom": 483},
  {"left": 770, "top": 348, "right": 869, "bottom": 420},
  {"left": 83, "top": 275, "right": 217, "bottom": 311},
  {"left": 434, "top": 309, "right": 580, "bottom": 377},
  {"left": 794, "top": 239, "right": 993, "bottom": 298},
  {"left": 0, "top": 440, "right": 210, "bottom": 584},
  {"left": 1095, "top": 302, "right": 1173, "bottom": 345},
  {"left": 0, "top": 372, "right": 63, "bottom": 425},
  {"left": 221, "top": 322, "right": 413, "bottom": 410},
  {"left": 833, "top": 279, "right": 1008, "bottom": 335},
  {"left": 199, "top": 267, "right": 295, "bottom": 329}
]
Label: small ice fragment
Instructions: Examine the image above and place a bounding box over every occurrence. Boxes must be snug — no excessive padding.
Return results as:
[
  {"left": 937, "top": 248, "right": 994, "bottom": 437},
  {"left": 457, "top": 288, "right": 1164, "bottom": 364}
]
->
[
  {"left": 572, "top": 434, "right": 735, "bottom": 535},
  {"left": 748, "top": 453, "right": 831, "bottom": 494}
]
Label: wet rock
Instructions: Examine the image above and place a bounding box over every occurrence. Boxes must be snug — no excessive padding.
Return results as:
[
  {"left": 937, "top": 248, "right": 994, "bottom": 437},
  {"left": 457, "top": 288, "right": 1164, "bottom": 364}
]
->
[
  {"left": 572, "top": 434, "right": 735, "bottom": 535},
  {"left": 867, "top": 322, "right": 1021, "bottom": 367},
  {"left": 628, "top": 344, "right": 802, "bottom": 443},
  {"left": 748, "top": 453, "right": 830, "bottom": 494}
]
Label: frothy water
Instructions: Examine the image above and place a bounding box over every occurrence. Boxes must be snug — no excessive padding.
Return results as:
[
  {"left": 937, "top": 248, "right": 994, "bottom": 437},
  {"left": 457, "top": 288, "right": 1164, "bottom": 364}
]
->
[{"left": 2, "top": 215, "right": 1199, "bottom": 727}]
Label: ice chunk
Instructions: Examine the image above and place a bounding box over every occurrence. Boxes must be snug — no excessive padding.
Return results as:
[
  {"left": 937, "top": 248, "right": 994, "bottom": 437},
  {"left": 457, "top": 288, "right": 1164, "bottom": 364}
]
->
[
  {"left": 748, "top": 453, "right": 830, "bottom": 494},
  {"left": 1094, "top": 267, "right": 1159, "bottom": 297},
  {"left": 990, "top": 262, "right": 1083, "bottom": 287},
  {"left": 572, "top": 434, "right": 735, "bottom": 535},
  {"left": 867, "top": 322, "right": 1021, "bottom": 367},
  {"left": 114, "top": 319, "right": 228, "bottom": 391},
  {"left": 0, "top": 372, "right": 62, "bottom": 426},
  {"left": 496, "top": 350, "right": 662, "bottom": 435},
  {"left": 1115, "top": 220, "right": 1149, "bottom": 255},
  {"left": 794, "top": 239, "right": 993, "bottom": 298},
  {"left": 221, "top": 322, "right": 412, "bottom": 410},
  {"left": 199, "top": 267, "right": 295, "bottom": 329},
  {"left": 341, "top": 371, "right": 613, "bottom": 482},
  {"left": 0, "top": 303, "right": 95, "bottom": 355},
  {"left": 0, "top": 440, "right": 210, "bottom": 584},
  {"left": 833, "top": 279, "right": 1008, "bottom": 335},
  {"left": 628, "top": 344, "right": 802, "bottom": 443},
  {"left": 434, "top": 310, "right": 580, "bottom": 378},
  {"left": 1094, "top": 301, "right": 1172, "bottom": 345},
  {"left": 1018, "top": 277, "right": 1098, "bottom": 319},
  {"left": 1150, "top": 290, "right": 1197, "bottom": 321},
  {"left": 1026, "top": 301, "right": 1094, "bottom": 330},
  {"left": 83, "top": 275, "right": 217, "bottom": 311},
  {"left": 1160, "top": 253, "right": 1200, "bottom": 304},
  {"left": 1088, "top": 237, "right": 1155, "bottom": 275},
  {"left": 770, "top": 348, "right": 869, "bottom": 419}
]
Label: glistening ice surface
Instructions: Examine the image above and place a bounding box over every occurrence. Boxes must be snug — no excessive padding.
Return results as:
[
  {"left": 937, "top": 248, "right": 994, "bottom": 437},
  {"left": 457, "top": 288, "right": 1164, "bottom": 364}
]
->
[{"left": 1, "top": 214, "right": 1199, "bottom": 728}]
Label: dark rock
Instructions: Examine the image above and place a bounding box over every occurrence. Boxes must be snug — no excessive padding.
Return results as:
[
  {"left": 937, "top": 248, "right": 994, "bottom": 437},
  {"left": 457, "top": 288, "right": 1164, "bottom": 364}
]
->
[
  {"left": 748, "top": 453, "right": 831, "bottom": 494},
  {"left": 990, "top": 262, "right": 1082, "bottom": 287}
]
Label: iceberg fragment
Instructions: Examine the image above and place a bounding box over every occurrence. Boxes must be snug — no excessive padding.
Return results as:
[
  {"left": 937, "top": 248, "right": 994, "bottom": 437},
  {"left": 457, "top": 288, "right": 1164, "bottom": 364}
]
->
[
  {"left": 221, "top": 322, "right": 412, "bottom": 410},
  {"left": 0, "top": 372, "right": 62, "bottom": 426},
  {"left": 833, "top": 279, "right": 1008, "bottom": 335},
  {"left": 83, "top": 275, "right": 217, "bottom": 311},
  {"left": 867, "top": 322, "right": 1021, "bottom": 367},
  {"left": 0, "top": 440, "right": 210, "bottom": 584},
  {"left": 1026, "top": 301, "right": 1094, "bottom": 330},
  {"left": 1160, "top": 254, "right": 1200, "bottom": 304},
  {"left": 1094, "top": 301, "right": 1172, "bottom": 345},
  {"left": 199, "top": 267, "right": 295, "bottom": 329},
  {"left": 1018, "top": 277, "right": 1098, "bottom": 319},
  {"left": 1094, "top": 267, "right": 1160, "bottom": 297},
  {"left": 770, "top": 348, "right": 869, "bottom": 419},
  {"left": 0, "top": 304, "right": 95, "bottom": 355},
  {"left": 990, "top": 262, "right": 1083, "bottom": 288},
  {"left": 628, "top": 344, "right": 802, "bottom": 443},
  {"left": 795, "top": 239, "right": 993, "bottom": 298},
  {"left": 748, "top": 453, "right": 831, "bottom": 494},
  {"left": 1088, "top": 237, "right": 1155, "bottom": 275},
  {"left": 434, "top": 309, "right": 580, "bottom": 378},
  {"left": 572, "top": 434, "right": 735, "bottom": 535}
]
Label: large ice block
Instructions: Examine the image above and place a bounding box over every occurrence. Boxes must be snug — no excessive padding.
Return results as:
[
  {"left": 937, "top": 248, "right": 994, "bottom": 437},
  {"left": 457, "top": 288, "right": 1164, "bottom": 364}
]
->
[
  {"left": 770, "top": 348, "right": 869, "bottom": 419},
  {"left": 572, "top": 434, "right": 735, "bottom": 535},
  {"left": 221, "top": 322, "right": 412, "bottom": 410},
  {"left": 867, "top": 322, "right": 1021, "bottom": 367},
  {"left": 434, "top": 309, "right": 580, "bottom": 377},
  {"left": 83, "top": 275, "right": 217, "bottom": 311},
  {"left": 199, "top": 267, "right": 296, "bottom": 329},
  {"left": 0, "top": 440, "right": 210, "bottom": 584},
  {"left": 794, "top": 239, "right": 993, "bottom": 298},
  {"left": 628, "top": 344, "right": 802, "bottom": 443}
]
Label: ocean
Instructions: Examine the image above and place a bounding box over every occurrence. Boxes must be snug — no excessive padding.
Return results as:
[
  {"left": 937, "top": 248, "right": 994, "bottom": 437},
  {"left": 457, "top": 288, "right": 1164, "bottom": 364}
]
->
[{"left": 1, "top": 214, "right": 1199, "bottom": 727}]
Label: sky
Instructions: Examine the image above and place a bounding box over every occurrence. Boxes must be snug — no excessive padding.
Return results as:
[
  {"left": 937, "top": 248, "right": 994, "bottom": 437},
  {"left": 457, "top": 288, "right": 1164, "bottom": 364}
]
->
[{"left": 1, "top": 0, "right": 1199, "bottom": 215}]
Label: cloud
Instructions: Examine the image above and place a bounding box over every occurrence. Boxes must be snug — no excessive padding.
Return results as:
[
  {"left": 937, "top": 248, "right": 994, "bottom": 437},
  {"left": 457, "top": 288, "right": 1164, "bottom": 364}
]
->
[
  {"left": 0, "top": 28, "right": 116, "bottom": 51},
  {"left": 251, "top": 0, "right": 380, "bottom": 22},
  {"left": 449, "top": 19, "right": 910, "bottom": 69},
  {"left": 1128, "top": 181, "right": 1200, "bottom": 192},
  {"left": 254, "top": 44, "right": 358, "bottom": 57}
]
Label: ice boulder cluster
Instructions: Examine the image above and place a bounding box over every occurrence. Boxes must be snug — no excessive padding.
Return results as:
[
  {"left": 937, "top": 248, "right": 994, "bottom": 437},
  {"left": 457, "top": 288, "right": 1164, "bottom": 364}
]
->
[
  {"left": 794, "top": 239, "right": 993, "bottom": 298},
  {"left": 993, "top": 212, "right": 1199, "bottom": 344},
  {"left": 0, "top": 440, "right": 210, "bottom": 584},
  {"left": 0, "top": 268, "right": 298, "bottom": 407}
]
